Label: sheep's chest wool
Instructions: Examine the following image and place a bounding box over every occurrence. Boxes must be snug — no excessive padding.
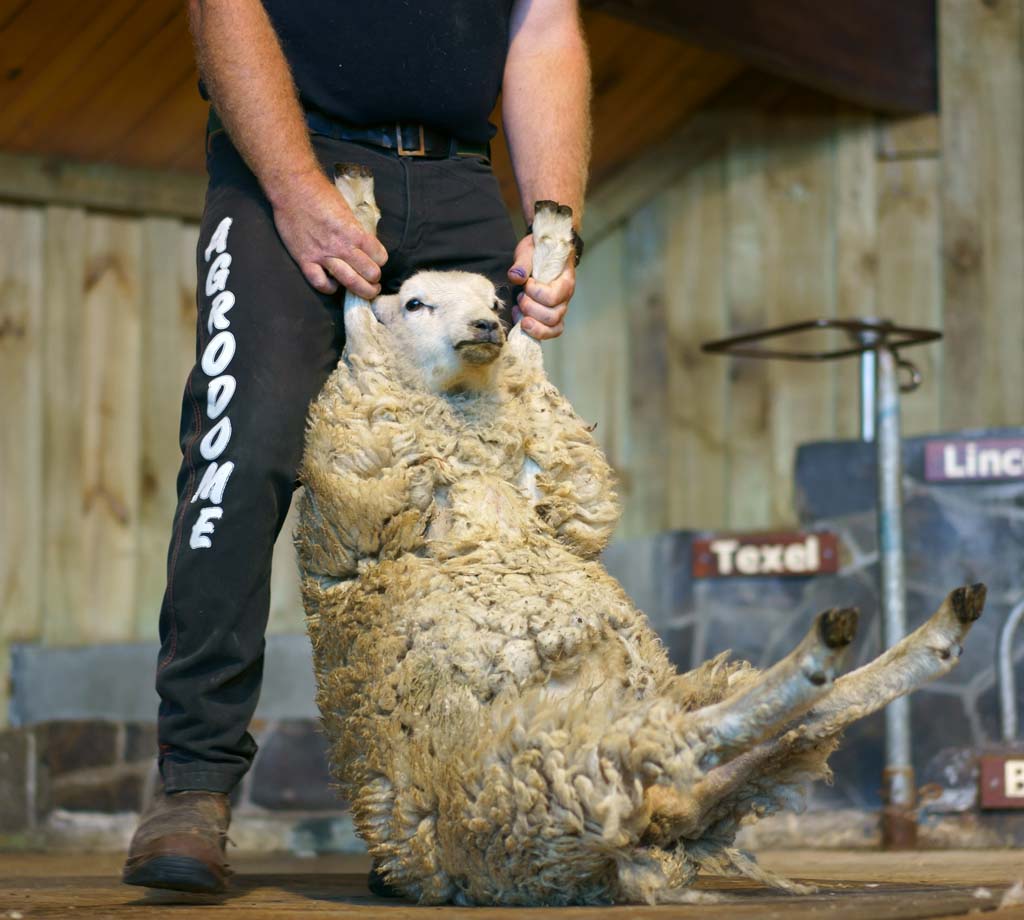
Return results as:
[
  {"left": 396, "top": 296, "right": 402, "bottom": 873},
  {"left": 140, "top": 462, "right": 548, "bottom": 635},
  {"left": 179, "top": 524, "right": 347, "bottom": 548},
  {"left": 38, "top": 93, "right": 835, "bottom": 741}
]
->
[
  {"left": 297, "top": 339, "right": 685, "bottom": 905},
  {"left": 293, "top": 171, "right": 986, "bottom": 906}
]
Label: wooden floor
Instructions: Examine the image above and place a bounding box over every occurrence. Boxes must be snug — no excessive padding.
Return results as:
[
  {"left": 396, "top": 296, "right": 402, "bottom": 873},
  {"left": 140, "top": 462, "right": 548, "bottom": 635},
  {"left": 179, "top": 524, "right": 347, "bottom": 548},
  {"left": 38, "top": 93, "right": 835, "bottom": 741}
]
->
[{"left": 2, "top": 850, "right": 1022, "bottom": 918}]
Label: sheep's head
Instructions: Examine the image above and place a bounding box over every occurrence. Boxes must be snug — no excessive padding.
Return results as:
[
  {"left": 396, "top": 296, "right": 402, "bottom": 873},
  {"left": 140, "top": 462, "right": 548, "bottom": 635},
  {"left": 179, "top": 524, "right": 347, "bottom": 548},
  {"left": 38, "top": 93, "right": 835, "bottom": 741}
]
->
[{"left": 372, "top": 270, "right": 506, "bottom": 394}]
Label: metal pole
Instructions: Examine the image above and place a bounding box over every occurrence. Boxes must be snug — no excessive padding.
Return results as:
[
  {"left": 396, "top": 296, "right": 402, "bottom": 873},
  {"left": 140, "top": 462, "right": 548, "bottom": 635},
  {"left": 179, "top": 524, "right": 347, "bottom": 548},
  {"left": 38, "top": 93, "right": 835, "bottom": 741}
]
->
[
  {"left": 999, "top": 599, "right": 1024, "bottom": 742},
  {"left": 859, "top": 349, "right": 877, "bottom": 442},
  {"left": 876, "top": 345, "right": 916, "bottom": 848},
  {"left": 854, "top": 324, "right": 882, "bottom": 443}
]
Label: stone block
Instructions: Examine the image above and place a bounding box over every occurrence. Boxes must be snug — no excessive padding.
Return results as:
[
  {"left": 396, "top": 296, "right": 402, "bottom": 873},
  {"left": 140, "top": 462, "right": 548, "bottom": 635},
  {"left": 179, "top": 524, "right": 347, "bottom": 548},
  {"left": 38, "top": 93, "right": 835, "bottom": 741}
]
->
[
  {"left": 51, "top": 770, "right": 145, "bottom": 813},
  {"left": 37, "top": 720, "right": 118, "bottom": 776},
  {"left": 919, "top": 746, "right": 980, "bottom": 813},
  {"left": 9, "top": 635, "right": 318, "bottom": 727},
  {"left": 124, "top": 723, "right": 158, "bottom": 764},
  {"left": 0, "top": 729, "right": 29, "bottom": 832},
  {"left": 250, "top": 720, "right": 338, "bottom": 810}
]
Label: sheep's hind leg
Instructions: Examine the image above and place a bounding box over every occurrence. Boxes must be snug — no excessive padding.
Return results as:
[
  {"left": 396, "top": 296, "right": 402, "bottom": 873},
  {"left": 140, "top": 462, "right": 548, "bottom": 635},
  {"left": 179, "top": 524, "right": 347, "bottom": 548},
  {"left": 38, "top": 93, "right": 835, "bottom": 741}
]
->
[
  {"left": 797, "top": 583, "right": 986, "bottom": 740},
  {"left": 784, "top": 582, "right": 987, "bottom": 740},
  {"left": 650, "top": 584, "right": 987, "bottom": 845},
  {"left": 642, "top": 607, "right": 856, "bottom": 846},
  {"left": 682, "top": 606, "right": 859, "bottom": 766}
]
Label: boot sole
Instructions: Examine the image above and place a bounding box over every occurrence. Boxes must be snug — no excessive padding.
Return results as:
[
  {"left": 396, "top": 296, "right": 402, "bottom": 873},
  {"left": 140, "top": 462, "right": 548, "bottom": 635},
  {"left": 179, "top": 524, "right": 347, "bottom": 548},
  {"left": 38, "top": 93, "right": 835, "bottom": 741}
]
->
[{"left": 123, "top": 855, "right": 227, "bottom": 894}]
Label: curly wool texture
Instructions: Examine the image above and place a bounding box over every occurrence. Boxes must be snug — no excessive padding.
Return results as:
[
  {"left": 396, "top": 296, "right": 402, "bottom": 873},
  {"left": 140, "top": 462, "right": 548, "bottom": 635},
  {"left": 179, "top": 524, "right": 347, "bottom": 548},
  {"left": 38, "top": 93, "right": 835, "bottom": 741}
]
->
[{"left": 295, "top": 328, "right": 833, "bottom": 905}]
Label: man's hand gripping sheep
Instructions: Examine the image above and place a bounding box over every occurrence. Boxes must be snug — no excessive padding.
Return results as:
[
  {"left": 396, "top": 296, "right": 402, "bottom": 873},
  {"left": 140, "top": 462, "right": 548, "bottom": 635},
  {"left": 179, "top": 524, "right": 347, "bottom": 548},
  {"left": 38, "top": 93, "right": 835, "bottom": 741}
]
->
[{"left": 295, "top": 166, "right": 987, "bottom": 906}]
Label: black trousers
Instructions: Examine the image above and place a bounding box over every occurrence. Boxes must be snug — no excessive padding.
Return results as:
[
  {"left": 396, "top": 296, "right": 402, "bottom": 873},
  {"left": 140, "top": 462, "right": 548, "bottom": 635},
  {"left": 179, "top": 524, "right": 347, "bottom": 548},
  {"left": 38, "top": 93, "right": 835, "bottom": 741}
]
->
[{"left": 156, "top": 128, "right": 517, "bottom": 793}]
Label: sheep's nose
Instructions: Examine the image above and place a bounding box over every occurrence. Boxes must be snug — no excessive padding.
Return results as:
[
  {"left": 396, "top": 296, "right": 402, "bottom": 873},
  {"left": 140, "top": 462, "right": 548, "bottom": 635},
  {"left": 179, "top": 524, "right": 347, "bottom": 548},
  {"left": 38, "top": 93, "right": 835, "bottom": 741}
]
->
[{"left": 472, "top": 319, "right": 500, "bottom": 334}]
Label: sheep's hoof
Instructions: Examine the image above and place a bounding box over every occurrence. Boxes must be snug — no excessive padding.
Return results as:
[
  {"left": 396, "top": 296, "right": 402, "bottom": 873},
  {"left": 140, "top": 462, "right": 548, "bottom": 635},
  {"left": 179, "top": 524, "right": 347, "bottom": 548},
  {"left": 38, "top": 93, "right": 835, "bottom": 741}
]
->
[
  {"left": 335, "top": 162, "right": 373, "bottom": 181},
  {"left": 950, "top": 583, "right": 986, "bottom": 623},
  {"left": 818, "top": 607, "right": 859, "bottom": 649},
  {"left": 534, "top": 199, "right": 573, "bottom": 221}
]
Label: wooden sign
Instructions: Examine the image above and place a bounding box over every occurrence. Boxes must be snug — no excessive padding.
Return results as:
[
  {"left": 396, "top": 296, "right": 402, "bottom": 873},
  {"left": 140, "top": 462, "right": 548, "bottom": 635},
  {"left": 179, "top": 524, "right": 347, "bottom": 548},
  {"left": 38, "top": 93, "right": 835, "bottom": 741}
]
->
[
  {"left": 979, "top": 755, "right": 1024, "bottom": 810},
  {"left": 692, "top": 532, "right": 839, "bottom": 578},
  {"left": 924, "top": 438, "right": 1024, "bottom": 482}
]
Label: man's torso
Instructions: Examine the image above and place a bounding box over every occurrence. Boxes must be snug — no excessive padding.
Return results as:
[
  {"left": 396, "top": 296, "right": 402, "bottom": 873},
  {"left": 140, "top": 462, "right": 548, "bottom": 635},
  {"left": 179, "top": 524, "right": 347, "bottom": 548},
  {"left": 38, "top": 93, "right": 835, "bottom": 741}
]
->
[{"left": 259, "top": 0, "right": 515, "bottom": 144}]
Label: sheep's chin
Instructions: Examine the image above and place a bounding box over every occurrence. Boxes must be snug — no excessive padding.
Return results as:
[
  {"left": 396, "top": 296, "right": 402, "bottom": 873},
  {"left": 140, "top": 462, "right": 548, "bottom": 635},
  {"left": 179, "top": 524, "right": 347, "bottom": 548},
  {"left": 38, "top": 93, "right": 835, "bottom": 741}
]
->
[
  {"left": 430, "top": 351, "right": 502, "bottom": 395},
  {"left": 454, "top": 341, "right": 503, "bottom": 366}
]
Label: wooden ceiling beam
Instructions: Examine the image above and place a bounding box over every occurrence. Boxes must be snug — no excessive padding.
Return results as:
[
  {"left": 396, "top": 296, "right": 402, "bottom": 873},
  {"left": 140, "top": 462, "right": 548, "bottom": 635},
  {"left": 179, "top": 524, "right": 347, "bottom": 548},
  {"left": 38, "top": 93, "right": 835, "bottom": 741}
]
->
[{"left": 581, "top": 0, "right": 938, "bottom": 113}]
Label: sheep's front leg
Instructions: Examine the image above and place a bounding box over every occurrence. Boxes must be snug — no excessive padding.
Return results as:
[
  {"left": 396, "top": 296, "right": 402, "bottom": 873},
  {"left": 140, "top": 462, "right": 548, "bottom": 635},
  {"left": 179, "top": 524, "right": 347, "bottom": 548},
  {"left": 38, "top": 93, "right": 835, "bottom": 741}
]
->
[
  {"left": 530, "top": 199, "right": 576, "bottom": 285},
  {"left": 296, "top": 368, "right": 439, "bottom": 581},
  {"left": 519, "top": 386, "right": 622, "bottom": 557},
  {"left": 506, "top": 202, "right": 621, "bottom": 556}
]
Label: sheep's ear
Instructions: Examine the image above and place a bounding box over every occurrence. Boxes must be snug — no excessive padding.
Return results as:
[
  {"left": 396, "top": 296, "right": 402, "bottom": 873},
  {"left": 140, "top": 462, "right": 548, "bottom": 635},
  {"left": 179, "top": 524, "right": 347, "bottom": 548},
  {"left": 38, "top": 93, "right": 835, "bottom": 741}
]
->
[
  {"left": 531, "top": 200, "right": 574, "bottom": 284},
  {"left": 334, "top": 162, "right": 381, "bottom": 236}
]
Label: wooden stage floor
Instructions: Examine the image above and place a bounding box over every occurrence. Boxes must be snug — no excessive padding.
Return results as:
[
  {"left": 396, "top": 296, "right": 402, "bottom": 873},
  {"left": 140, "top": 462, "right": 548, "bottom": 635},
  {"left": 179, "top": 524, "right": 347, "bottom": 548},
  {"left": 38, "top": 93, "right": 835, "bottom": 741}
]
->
[{"left": 2, "top": 850, "right": 1022, "bottom": 918}]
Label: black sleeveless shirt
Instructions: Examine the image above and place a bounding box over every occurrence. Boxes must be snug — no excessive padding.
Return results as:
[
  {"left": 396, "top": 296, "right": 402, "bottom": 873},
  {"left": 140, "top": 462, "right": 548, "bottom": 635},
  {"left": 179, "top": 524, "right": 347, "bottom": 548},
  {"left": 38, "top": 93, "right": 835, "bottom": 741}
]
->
[{"left": 259, "top": 1, "right": 514, "bottom": 144}]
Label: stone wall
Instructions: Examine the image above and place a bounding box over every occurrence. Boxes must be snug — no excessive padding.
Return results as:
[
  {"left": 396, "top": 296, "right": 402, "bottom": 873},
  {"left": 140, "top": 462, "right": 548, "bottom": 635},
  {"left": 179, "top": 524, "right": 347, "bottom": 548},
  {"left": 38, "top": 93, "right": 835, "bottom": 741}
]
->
[{"left": 0, "top": 718, "right": 359, "bottom": 853}]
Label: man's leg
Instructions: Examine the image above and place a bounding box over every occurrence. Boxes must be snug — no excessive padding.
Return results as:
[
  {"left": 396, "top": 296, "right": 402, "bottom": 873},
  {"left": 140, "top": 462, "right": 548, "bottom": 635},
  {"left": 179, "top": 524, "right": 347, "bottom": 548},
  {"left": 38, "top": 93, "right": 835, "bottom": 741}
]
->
[
  {"left": 155, "top": 177, "right": 341, "bottom": 794},
  {"left": 155, "top": 137, "right": 408, "bottom": 795},
  {"left": 125, "top": 156, "right": 344, "bottom": 890},
  {"left": 128, "top": 134, "right": 516, "bottom": 893},
  {"left": 126, "top": 137, "right": 409, "bottom": 893}
]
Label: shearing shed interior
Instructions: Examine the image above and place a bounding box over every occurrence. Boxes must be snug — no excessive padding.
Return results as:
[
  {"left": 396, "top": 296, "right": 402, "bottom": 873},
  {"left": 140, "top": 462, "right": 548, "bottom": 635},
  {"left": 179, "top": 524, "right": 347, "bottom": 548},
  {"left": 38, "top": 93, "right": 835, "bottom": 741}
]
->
[{"left": 1, "top": 0, "right": 1023, "bottom": 916}]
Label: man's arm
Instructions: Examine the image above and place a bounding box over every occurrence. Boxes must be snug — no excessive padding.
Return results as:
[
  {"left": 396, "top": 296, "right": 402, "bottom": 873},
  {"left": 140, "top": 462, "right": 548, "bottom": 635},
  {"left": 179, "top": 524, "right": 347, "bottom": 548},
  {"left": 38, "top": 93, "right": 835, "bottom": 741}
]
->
[
  {"left": 502, "top": 0, "right": 591, "bottom": 340},
  {"left": 188, "top": 0, "right": 386, "bottom": 298}
]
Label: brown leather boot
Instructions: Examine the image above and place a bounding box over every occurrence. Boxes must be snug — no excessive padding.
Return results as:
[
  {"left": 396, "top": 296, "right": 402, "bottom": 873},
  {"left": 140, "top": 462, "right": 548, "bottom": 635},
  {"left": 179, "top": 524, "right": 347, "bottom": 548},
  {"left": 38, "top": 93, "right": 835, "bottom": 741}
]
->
[{"left": 122, "top": 789, "right": 232, "bottom": 893}]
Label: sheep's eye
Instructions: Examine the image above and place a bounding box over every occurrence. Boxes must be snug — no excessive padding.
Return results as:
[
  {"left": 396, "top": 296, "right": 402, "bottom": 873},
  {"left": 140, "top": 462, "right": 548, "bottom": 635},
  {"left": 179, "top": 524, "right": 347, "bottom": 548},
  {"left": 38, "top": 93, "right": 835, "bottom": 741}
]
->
[{"left": 405, "top": 298, "right": 425, "bottom": 312}]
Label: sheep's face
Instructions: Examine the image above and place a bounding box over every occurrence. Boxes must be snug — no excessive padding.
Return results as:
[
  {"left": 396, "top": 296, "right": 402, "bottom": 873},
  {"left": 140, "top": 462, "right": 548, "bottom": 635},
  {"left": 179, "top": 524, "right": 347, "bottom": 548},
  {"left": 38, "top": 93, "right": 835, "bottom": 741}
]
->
[{"left": 373, "top": 271, "right": 506, "bottom": 393}]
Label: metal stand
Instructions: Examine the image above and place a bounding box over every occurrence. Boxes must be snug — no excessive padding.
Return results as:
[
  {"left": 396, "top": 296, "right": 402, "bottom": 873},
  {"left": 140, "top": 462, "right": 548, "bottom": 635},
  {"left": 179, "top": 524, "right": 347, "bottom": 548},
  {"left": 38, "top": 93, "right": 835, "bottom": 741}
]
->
[
  {"left": 1000, "top": 599, "right": 1024, "bottom": 743},
  {"left": 703, "top": 317, "right": 942, "bottom": 849}
]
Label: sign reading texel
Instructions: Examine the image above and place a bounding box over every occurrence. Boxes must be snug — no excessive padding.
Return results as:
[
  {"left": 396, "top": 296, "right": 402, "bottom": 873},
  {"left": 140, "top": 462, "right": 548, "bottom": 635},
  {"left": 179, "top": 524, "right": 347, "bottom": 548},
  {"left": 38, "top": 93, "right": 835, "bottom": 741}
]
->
[
  {"left": 924, "top": 438, "right": 1024, "bottom": 482},
  {"left": 691, "top": 532, "right": 839, "bottom": 578}
]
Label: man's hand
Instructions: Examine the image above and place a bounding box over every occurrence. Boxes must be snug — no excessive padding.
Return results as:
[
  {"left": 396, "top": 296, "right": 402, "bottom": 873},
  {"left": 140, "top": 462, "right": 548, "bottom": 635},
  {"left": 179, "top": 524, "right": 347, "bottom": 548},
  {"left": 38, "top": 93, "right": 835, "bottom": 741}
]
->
[
  {"left": 270, "top": 172, "right": 388, "bottom": 300},
  {"left": 507, "top": 233, "right": 576, "bottom": 340},
  {"left": 189, "top": 0, "right": 387, "bottom": 300}
]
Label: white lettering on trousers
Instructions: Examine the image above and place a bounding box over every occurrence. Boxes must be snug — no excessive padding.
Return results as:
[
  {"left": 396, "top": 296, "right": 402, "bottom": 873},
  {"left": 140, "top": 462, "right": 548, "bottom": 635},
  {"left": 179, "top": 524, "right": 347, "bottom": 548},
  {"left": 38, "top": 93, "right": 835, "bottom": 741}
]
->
[
  {"left": 208, "top": 291, "right": 235, "bottom": 333},
  {"left": 207, "top": 375, "right": 236, "bottom": 419},
  {"left": 190, "top": 507, "right": 224, "bottom": 549},
  {"left": 201, "top": 330, "right": 236, "bottom": 377},
  {"left": 191, "top": 461, "right": 235, "bottom": 506},
  {"left": 190, "top": 216, "right": 239, "bottom": 550}
]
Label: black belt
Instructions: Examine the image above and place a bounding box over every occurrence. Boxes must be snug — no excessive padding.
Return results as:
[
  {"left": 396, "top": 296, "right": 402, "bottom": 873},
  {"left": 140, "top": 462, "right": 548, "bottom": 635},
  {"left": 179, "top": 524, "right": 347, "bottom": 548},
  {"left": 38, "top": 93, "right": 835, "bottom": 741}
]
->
[{"left": 207, "top": 108, "right": 490, "bottom": 160}]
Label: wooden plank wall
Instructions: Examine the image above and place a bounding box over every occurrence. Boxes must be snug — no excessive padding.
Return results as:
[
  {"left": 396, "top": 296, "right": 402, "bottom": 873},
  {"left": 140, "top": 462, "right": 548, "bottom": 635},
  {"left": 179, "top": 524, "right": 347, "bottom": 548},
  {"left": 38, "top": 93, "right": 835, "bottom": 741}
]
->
[
  {"left": 0, "top": 206, "right": 195, "bottom": 723},
  {"left": 549, "top": 0, "right": 1024, "bottom": 538},
  {"left": 0, "top": 201, "right": 310, "bottom": 724},
  {"left": 1, "top": 0, "right": 1022, "bottom": 726}
]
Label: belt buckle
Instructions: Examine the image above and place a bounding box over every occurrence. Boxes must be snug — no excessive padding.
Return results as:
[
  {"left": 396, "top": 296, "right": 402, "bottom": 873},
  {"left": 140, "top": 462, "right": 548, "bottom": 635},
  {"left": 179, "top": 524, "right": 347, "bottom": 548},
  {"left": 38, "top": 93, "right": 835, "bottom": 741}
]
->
[{"left": 396, "top": 123, "right": 426, "bottom": 157}]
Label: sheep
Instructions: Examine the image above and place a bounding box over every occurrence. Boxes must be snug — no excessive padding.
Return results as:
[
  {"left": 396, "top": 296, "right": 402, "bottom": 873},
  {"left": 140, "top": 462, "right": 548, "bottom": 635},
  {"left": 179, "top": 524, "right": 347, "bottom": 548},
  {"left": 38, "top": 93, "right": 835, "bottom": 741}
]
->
[{"left": 294, "top": 165, "right": 987, "bottom": 905}]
